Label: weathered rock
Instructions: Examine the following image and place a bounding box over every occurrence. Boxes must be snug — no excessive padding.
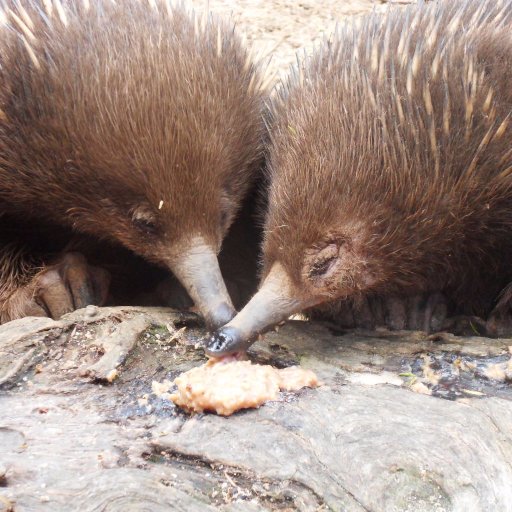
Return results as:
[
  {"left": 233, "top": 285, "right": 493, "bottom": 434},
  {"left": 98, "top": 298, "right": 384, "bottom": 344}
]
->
[
  {"left": 0, "top": 306, "right": 511, "bottom": 511},
  {"left": 0, "top": 317, "right": 61, "bottom": 388}
]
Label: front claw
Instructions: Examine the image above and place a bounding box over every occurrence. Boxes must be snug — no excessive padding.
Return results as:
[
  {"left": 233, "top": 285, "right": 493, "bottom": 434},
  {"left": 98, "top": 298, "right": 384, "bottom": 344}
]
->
[
  {"left": 1, "top": 252, "right": 110, "bottom": 323},
  {"left": 486, "top": 283, "right": 512, "bottom": 337},
  {"left": 317, "top": 292, "right": 448, "bottom": 333}
]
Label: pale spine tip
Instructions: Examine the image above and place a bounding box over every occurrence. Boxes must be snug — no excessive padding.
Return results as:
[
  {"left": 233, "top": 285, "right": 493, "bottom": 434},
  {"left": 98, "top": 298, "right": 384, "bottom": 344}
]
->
[
  {"left": 200, "top": 11, "right": 207, "bottom": 33},
  {"left": 17, "top": 4, "right": 35, "bottom": 30},
  {"left": 483, "top": 88, "right": 494, "bottom": 113},
  {"left": 406, "top": 63, "right": 413, "bottom": 97},
  {"left": 431, "top": 48, "right": 442, "bottom": 80},
  {"left": 447, "top": 12, "right": 461, "bottom": 34},
  {"left": 42, "top": 0, "right": 53, "bottom": 17},
  {"left": 21, "top": 35, "right": 41, "bottom": 70},
  {"left": 423, "top": 81, "right": 433, "bottom": 117},
  {"left": 9, "top": 9, "right": 36, "bottom": 43},
  {"left": 411, "top": 45, "right": 421, "bottom": 79},
  {"left": 216, "top": 25, "right": 222, "bottom": 57},
  {"left": 494, "top": 115, "right": 510, "bottom": 140},
  {"left": 193, "top": 13, "right": 198, "bottom": 37},
  {"left": 370, "top": 39, "right": 379, "bottom": 73},
  {"left": 243, "top": 47, "right": 253, "bottom": 73},
  {"left": 163, "top": 0, "right": 172, "bottom": 18},
  {"left": 247, "top": 72, "right": 257, "bottom": 94},
  {"left": 54, "top": 0, "right": 69, "bottom": 27}
]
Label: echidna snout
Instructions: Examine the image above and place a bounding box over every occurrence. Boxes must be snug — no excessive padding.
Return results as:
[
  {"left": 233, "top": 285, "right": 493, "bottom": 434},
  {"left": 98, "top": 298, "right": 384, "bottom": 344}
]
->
[
  {"left": 168, "top": 237, "right": 236, "bottom": 329},
  {"left": 206, "top": 263, "right": 321, "bottom": 356}
]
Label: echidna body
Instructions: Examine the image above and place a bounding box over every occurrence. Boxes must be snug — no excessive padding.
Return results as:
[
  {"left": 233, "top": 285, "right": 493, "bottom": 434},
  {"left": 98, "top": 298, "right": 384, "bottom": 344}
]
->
[
  {"left": 0, "top": 0, "right": 267, "bottom": 326},
  {"left": 207, "top": 0, "right": 512, "bottom": 355}
]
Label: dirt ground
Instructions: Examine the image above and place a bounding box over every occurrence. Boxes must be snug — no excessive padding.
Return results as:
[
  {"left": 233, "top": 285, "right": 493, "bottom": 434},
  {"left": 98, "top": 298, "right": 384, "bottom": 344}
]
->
[{"left": 190, "top": 0, "right": 413, "bottom": 77}]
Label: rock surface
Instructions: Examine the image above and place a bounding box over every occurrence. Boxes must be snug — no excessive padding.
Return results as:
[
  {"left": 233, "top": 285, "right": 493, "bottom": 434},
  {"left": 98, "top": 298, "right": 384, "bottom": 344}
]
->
[{"left": 1, "top": 306, "right": 511, "bottom": 511}]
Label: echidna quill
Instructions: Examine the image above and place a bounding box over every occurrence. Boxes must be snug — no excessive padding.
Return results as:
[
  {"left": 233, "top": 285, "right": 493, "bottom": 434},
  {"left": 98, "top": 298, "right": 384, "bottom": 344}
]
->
[
  {"left": 0, "top": 0, "right": 267, "bottom": 327},
  {"left": 207, "top": 0, "right": 512, "bottom": 356}
]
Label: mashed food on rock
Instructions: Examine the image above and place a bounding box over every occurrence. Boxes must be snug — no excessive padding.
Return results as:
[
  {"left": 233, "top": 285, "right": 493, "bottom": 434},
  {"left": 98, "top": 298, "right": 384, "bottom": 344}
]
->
[{"left": 169, "top": 360, "right": 319, "bottom": 416}]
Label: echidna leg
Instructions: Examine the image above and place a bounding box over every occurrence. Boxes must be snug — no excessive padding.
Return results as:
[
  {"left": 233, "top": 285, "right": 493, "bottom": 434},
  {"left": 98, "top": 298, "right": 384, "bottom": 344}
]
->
[
  {"left": 1, "top": 252, "right": 110, "bottom": 323},
  {"left": 486, "top": 283, "right": 512, "bottom": 337},
  {"left": 331, "top": 292, "right": 448, "bottom": 333}
]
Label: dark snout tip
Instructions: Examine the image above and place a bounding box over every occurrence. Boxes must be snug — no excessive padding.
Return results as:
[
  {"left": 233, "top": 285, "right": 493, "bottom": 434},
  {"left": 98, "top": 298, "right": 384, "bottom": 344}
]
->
[
  {"left": 204, "top": 326, "right": 253, "bottom": 357},
  {"left": 203, "top": 302, "right": 236, "bottom": 331}
]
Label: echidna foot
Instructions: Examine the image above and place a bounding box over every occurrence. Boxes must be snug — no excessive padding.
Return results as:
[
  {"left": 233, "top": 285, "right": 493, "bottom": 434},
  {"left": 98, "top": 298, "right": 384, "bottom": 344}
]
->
[
  {"left": 486, "top": 283, "right": 512, "bottom": 337},
  {"left": 331, "top": 292, "right": 448, "bottom": 333},
  {"left": 2, "top": 252, "right": 110, "bottom": 322}
]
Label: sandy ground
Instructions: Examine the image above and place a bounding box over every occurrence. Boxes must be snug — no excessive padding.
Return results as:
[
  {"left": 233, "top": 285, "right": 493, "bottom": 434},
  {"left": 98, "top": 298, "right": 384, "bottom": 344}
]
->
[{"left": 190, "top": 0, "right": 415, "bottom": 77}]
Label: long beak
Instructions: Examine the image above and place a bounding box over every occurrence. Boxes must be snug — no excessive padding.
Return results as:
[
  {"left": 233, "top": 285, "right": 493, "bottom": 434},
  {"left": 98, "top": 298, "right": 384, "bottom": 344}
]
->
[
  {"left": 168, "top": 238, "right": 236, "bottom": 330},
  {"left": 205, "top": 263, "right": 318, "bottom": 356}
]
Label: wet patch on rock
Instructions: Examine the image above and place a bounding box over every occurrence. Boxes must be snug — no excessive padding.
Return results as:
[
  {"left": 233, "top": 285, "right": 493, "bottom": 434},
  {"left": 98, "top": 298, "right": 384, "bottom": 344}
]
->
[{"left": 400, "top": 350, "right": 512, "bottom": 401}]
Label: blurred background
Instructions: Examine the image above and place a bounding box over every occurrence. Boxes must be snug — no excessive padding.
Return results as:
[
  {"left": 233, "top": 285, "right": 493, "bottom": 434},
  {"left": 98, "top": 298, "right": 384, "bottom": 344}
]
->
[{"left": 190, "top": 0, "right": 415, "bottom": 77}]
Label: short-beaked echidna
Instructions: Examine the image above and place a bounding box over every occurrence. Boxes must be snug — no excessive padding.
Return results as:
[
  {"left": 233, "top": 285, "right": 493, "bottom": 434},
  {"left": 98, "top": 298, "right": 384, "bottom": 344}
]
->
[
  {"left": 0, "top": 0, "right": 268, "bottom": 326},
  {"left": 207, "top": 0, "right": 512, "bottom": 355}
]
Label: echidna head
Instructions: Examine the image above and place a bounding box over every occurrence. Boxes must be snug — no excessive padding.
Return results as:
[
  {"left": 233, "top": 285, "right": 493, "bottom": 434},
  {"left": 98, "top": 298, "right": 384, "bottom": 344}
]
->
[
  {"left": 205, "top": 216, "right": 383, "bottom": 357},
  {"left": 60, "top": 129, "right": 257, "bottom": 330},
  {"left": 0, "top": 0, "right": 267, "bottom": 329}
]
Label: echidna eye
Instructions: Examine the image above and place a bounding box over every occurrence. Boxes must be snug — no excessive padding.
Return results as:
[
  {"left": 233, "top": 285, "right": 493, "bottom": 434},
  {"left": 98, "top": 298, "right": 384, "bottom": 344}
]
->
[
  {"left": 131, "top": 205, "right": 158, "bottom": 235},
  {"left": 133, "top": 216, "right": 158, "bottom": 235},
  {"left": 309, "top": 256, "right": 337, "bottom": 278}
]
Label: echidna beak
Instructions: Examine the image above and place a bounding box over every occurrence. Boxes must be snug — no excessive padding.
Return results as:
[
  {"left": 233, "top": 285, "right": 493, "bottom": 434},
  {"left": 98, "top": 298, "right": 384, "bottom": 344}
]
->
[
  {"left": 206, "top": 325, "right": 252, "bottom": 356},
  {"left": 205, "top": 263, "right": 316, "bottom": 357},
  {"left": 167, "top": 238, "right": 236, "bottom": 330}
]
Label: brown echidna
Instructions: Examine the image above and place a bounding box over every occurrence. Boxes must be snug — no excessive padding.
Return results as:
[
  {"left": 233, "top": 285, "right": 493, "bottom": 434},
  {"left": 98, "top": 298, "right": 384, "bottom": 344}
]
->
[
  {"left": 207, "top": 0, "right": 512, "bottom": 355},
  {"left": 0, "top": 0, "right": 267, "bottom": 326}
]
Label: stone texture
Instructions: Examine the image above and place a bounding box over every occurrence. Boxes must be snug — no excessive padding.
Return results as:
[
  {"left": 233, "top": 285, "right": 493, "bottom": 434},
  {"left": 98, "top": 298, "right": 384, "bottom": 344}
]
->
[{"left": 0, "top": 307, "right": 511, "bottom": 511}]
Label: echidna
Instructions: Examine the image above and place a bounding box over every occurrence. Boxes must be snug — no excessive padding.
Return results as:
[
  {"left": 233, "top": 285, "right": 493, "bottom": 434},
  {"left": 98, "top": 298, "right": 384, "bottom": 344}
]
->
[
  {"left": 0, "top": 0, "right": 267, "bottom": 327},
  {"left": 207, "top": 0, "right": 512, "bottom": 355}
]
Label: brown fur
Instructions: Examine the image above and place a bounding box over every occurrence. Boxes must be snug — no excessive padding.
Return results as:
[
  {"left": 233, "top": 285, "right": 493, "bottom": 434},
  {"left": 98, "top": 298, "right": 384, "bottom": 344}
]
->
[
  {"left": 0, "top": 0, "right": 266, "bottom": 322},
  {"left": 0, "top": 214, "right": 67, "bottom": 321},
  {"left": 263, "top": 0, "right": 512, "bottom": 318},
  {"left": 0, "top": 244, "right": 39, "bottom": 322}
]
